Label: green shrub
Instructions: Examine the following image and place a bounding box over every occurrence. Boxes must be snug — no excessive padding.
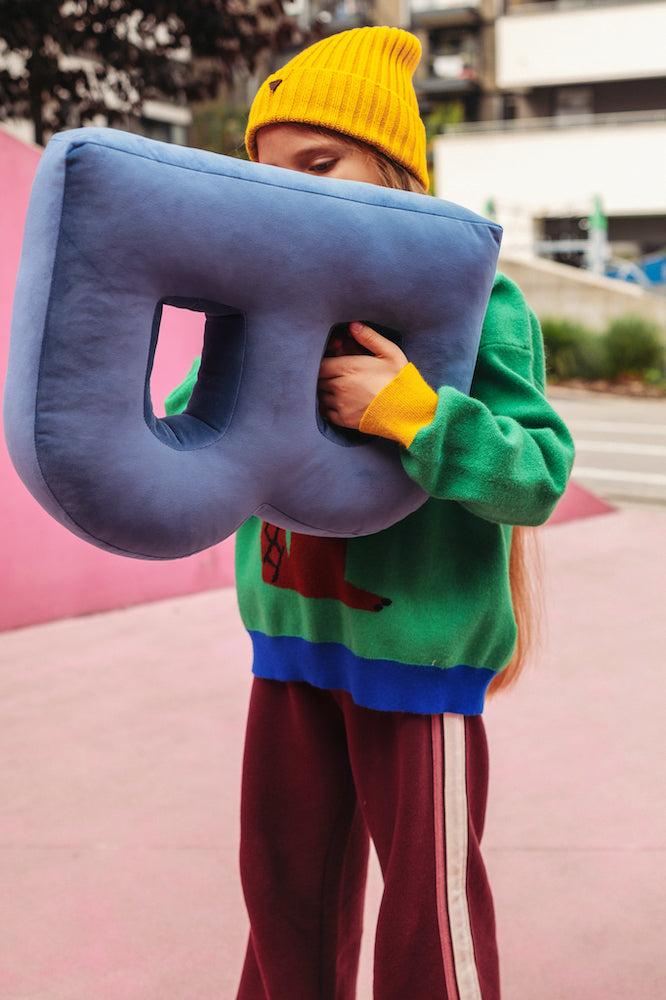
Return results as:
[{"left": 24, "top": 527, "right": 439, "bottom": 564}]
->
[
  {"left": 601, "top": 315, "right": 665, "bottom": 380},
  {"left": 540, "top": 317, "right": 605, "bottom": 381}
]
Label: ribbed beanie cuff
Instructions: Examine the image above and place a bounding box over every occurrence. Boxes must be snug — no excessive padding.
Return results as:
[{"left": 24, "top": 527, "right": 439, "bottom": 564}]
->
[{"left": 245, "top": 27, "right": 428, "bottom": 190}]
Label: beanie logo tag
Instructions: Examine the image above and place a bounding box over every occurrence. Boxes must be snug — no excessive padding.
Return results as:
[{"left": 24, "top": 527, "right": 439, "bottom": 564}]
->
[{"left": 269, "top": 79, "right": 282, "bottom": 93}]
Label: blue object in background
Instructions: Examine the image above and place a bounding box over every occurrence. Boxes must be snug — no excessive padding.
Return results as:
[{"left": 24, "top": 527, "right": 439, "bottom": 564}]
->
[{"left": 4, "top": 128, "right": 502, "bottom": 559}]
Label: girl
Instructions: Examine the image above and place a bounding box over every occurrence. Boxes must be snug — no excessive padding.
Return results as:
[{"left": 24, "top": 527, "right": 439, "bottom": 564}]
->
[{"left": 167, "top": 25, "right": 574, "bottom": 1000}]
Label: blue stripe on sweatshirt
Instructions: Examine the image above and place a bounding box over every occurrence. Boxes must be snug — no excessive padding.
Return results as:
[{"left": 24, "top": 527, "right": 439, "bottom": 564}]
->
[{"left": 248, "top": 632, "right": 496, "bottom": 715}]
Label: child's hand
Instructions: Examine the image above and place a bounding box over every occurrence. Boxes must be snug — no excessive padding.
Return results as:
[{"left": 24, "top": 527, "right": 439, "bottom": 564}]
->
[{"left": 318, "top": 322, "right": 408, "bottom": 430}]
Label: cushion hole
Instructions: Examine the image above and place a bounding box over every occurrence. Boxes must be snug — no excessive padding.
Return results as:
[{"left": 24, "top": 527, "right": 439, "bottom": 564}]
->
[{"left": 147, "top": 298, "right": 246, "bottom": 450}]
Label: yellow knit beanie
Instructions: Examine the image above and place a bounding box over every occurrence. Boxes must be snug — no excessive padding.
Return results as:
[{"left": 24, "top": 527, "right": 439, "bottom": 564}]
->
[{"left": 245, "top": 26, "right": 428, "bottom": 190}]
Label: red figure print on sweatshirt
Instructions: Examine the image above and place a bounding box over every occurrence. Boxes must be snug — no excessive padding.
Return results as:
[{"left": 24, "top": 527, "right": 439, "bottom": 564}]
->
[{"left": 261, "top": 523, "right": 392, "bottom": 613}]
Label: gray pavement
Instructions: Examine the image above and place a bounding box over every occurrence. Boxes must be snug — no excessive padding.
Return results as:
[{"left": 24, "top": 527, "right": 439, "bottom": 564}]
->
[
  {"left": 549, "top": 385, "right": 666, "bottom": 508},
  {"left": 1, "top": 497, "right": 665, "bottom": 998}
]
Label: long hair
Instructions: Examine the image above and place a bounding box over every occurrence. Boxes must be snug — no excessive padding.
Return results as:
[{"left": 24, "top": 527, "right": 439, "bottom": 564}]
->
[
  {"left": 487, "top": 526, "right": 544, "bottom": 697},
  {"left": 368, "top": 147, "right": 428, "bottom": 194},
  {"left": 318, "top": 126, "right": 542, "bottom": 695}
]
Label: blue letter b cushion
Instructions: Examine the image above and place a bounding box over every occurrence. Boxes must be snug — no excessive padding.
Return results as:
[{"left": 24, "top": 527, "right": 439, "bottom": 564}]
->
[{"left": 4, "top": 128, "right": 501, "bottom": 559}]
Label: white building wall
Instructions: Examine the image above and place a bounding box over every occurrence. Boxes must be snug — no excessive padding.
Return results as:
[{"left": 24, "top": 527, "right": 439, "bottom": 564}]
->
[
  {"left": 433, "top": 118, "right": 666, "bottom": 254},
  {"left": 496, "top": 1, "right": 666, "bottom": 87},
  {"left": 410, "top": 0, "right": 481, "bottom": 11}
]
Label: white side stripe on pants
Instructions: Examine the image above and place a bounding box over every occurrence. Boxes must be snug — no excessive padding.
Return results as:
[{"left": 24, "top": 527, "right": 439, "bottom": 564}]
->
[{"left": 432, "top": 713, "right": 483, "bottom": 1000}]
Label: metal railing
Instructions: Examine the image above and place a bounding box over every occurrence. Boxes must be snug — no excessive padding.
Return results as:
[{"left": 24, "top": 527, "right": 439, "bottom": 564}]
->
[
  {"left": 503, "top": 0, "right": 662, "bottom": 15},
  {"left": 441, "top": 108, "right": 666, "bottom": 134}
]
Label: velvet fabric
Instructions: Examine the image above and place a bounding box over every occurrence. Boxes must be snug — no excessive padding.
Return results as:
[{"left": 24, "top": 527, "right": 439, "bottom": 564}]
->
[{"left": 4, "top": 127, "right": 501, "bottom": 559}]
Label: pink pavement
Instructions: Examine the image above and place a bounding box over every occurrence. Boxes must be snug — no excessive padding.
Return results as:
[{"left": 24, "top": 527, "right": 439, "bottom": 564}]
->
[{"left": 1, "top": 499, "right": 665, "bottom": 999}]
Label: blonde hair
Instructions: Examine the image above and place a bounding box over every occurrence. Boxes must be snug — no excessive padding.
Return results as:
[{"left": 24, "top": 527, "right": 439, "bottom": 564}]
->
[
  {"left": 487, "top": 526, "right": 543, "bottom": 697},
  {"left": 368, "top": 146, "right": 428, "bottom": 194}
]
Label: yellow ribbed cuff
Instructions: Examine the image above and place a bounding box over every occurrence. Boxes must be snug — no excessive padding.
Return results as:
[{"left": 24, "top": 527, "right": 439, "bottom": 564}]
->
[{"left": 359, "top": 363, "right": 438, "bottom": 447}]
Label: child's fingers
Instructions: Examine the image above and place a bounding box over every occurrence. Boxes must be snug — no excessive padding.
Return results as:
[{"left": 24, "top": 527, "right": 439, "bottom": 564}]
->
[
  {"left": 348, "top": 322, "right": 407, "bottom": 365},
  {"left": 319, "top": 325, "right": 407, "bottom": 379},
  {"left": 318, "top": 356, "right": 347, "bottom": 379},
  {"left": 317, "top": 323, "right": 410, "bottom": 429}
]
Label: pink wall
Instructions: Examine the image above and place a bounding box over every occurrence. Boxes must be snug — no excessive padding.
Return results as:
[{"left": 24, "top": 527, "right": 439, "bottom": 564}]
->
[{"left": 0, "top": 128, "right": 235, "bottom": 632}]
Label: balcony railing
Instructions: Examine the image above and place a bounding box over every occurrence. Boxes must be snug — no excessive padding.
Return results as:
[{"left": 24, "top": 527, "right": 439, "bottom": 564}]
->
[
  {"left": 410, "top": 0, "right": 481, "bottom": 12},
  {"left": 503, "top": 0, "right": 656, "bottom": 14},
  {"left": 409, "top": 0, "right": 482, "bottom": 26},
  {"left": 442, "top": 109, "right": 666, "bottom": 134}
]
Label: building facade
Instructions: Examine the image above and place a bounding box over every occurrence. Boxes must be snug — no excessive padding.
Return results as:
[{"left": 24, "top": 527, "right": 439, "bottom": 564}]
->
[
  {"left": 297, "top": 0, "right": 665, "bottom": 279},
  {"left": 429, "top": 0, "right": 666, "bottom": 280}
]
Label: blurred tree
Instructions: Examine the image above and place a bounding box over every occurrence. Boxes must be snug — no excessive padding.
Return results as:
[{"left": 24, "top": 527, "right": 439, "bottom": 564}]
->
[
  {"left": 191, "top": 98, "right": 250, "bottom": 157},
  {"left": 0, "top": 0, "right": 300, "bottom": 146}
]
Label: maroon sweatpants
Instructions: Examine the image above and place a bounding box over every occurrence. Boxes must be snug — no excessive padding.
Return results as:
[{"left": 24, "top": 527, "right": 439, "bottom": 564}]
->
[{"left": 237, "top": 678, "right": 500, "bottom": 1000}]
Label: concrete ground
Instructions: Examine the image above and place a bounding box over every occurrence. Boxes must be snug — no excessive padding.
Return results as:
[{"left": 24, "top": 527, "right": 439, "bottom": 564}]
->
[{"left": 1, "top": 499, "right": 665, "bottom": 999}]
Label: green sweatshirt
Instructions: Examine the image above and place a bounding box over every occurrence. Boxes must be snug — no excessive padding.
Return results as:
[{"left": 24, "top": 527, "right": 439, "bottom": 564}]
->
[{"left": 167, "top": 273, "right": 575, "bottom": 714}]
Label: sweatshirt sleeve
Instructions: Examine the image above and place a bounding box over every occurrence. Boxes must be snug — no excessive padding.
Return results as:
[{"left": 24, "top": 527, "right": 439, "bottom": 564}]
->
[
  {"left": 164, "top": 357, "right": 200, "bottom": 416},
  {"left": 359, "top": 273, "right": 575, "bottom": 526}
]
